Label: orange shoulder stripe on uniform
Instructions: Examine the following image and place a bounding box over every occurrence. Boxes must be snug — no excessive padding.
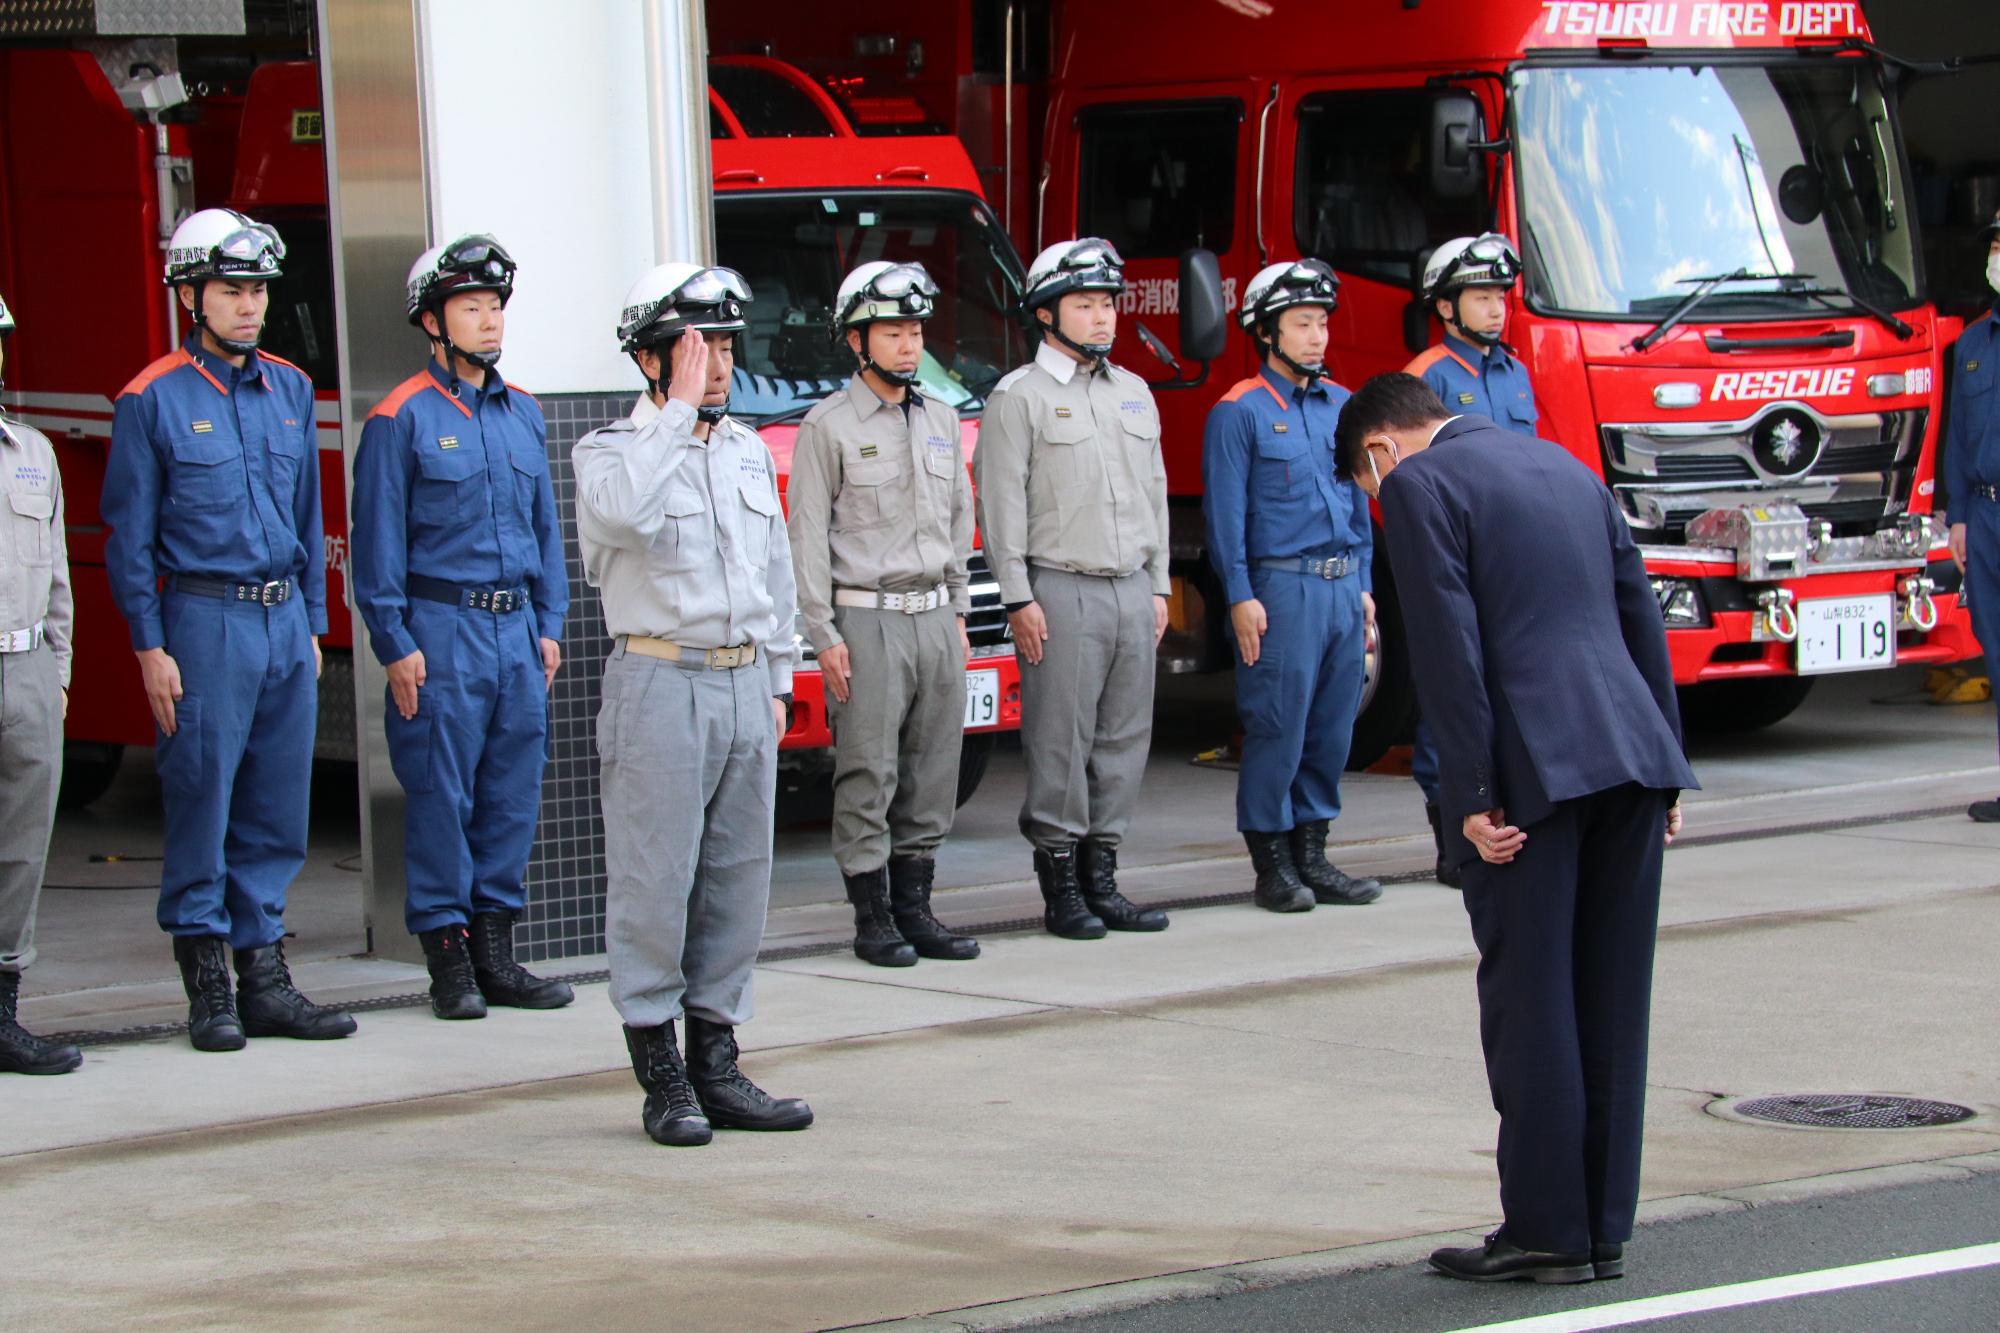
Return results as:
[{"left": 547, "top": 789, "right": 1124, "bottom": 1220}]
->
[
  {"left": 1402, "top": 345, "right": 1451, "bottom": 378},
  {"left": 503, "top": 380, "right": 538, "bottom": 405},
  {"left": 257, "top": 350, "right": 310, "bottom": 379},
  {"left": 369, "top": 370, "right": 471, "bottom": 421},
  {"left": 118, "top": 348, "right": 195, "bottom": 399},
  {"left": 1218, "top": 375, "right": 1288, "bottom": 410}
]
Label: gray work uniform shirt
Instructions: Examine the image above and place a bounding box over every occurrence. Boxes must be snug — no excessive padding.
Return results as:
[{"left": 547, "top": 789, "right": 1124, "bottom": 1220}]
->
[
  {"left": 785, "top": 372, "right": 973, "bottom": 653},
  {"left": 0, "top": 415, "right": 73, "bottom": 686},
  {"left": 572, "top": 395, "right": 799, "bottom": 694},
  {"left": 973, "top": 340, "right": 1169, "bottom": 607}
]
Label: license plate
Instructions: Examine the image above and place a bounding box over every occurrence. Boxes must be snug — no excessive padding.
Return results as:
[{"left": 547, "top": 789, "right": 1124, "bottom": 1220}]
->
[
  {"left": 963, "top": 669, "right": 1000, "bottom": 729},
  {"left": 1795, "top": 594, "right": 1896, "bottom": 675}
]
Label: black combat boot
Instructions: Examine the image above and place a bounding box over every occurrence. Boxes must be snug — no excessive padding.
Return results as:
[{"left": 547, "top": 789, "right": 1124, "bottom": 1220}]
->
[
  {"left": 1076, "top": 839, "right": 1169, "bottom": 931},
  {"left": 843, "top": 868, "right": 918, "bottom": 967},
  {"left": 623, "top": 1022, "right": 712, "bottom": 1146},
  {"left": 1288, "top": 820, "right": 1383, "bottom": 905},
  {"left": 418, "top": 925, "right": 488, "bottom": 1020},
  {"left": 469, "top": 911, "right": 575, "bottom": 1008},
  {"left": 0, "top": 971, "right": 81, "bottom": 1075},
  {"left": 683, "top": 1015, "right": 814, "bottom": 1131},
  {"left": 1033, "top": 845, "right": 1106, "bottom": 940},
  {"left": 234, "top": 940, "right": 358, "bottom": 1039},
  {"left": 173, "top": 935, "right": 247, "bottom": 1052},
  {"left": 1243, "top": 831, "right": 1315, "bottom": 913},
  {"left": 1425, "top": 802, "right": 1463, "bottom": 888},
  {"left": 887, "top": 857, "right": 980, "bottom": 960}
]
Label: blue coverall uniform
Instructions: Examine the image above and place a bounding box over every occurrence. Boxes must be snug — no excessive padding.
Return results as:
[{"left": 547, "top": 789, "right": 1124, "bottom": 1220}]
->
[
  {"left": 103, "top": 336, "right": 327, "bottom": 949},
  {"left": 1405, "top": 331, "right": 1540, "bottom": 805},
  {"left": 1202, "top": 364, "right": 1374, "bottom": 833},
  {"left": 350, "top": 364, "right": 568, "bottom": 935},
  {"left": 1945, "top": 307, "right": 2000, "bottom": 756}
]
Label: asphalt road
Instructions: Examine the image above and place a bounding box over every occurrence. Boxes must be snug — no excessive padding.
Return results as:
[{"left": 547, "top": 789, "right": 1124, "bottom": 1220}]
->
[{"left": 1044, "top": 1171, "right": 2000, "bottom": 1333}]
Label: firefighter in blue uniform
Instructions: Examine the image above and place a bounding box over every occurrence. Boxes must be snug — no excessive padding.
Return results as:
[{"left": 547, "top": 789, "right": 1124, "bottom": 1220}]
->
[
  {"left": 103, "top": 208, "right": 356, "bottom": 1050},
  {"left": 350, "top": 235, "right": 573, "bottom": 1020},
  {"left": 1202, "top": 260, "right": 1384, "bottom": 913},
  {"left": 1949, "top": 207, "right": 2000, "bottom": 821},
  {"left": 1402, "top": 232, "right": 1539, "bottom": 884}
]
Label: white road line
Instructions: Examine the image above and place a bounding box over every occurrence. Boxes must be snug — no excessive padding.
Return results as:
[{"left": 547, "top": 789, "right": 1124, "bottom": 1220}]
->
[{"left": 1440, "top": 1241, "right": 2000, "bottom": 1333}]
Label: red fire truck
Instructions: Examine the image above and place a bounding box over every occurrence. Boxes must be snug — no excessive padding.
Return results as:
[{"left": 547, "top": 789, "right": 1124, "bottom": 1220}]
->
[
  {"left": 1019, "top": 0, "right": 1977, "bottom": 758},
  {"left": 0, "top": 37, "right": 1024, "bottom": 806}
]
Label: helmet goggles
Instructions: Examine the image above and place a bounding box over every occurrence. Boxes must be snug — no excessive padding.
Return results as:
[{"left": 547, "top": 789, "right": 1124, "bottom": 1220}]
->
[
  {"left": 843, "top": 263, "right": 940, "bottom": 326},
  {"left": 1439, "top": 233, "right": 1520, "bottom": 292},
  {"left": 620, "top": 266, "right": 752, "bottom": 351}
]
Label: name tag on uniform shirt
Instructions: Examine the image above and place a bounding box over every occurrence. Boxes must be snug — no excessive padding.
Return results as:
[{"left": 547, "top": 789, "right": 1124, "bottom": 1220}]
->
[
  {"left": 1272, "top": 423, "right": 1289, "bottom": 435},
  {"left": 1458, "top": 392, "right": 1477, "bottom": 405},
  {"left": 739, "top": 455, "right": 768, "bottom": 483},
  {"left": 927, "top": 434, "right": 954, "bottom": 455},
  {"left": 12, "top": 463, "right": 49, "bottom": 488},
  {"left": 1119, "top": 400, "right": 1147, "bottom": 414},
  {"left": 437, "top": 435, "right": 459, "bottom": 449},
  {"left": 1053, "top": 407, "right": 1073, "bottom": 419},
  {"left": 191, "top": 420, "right": 214, "bottom": 434}
]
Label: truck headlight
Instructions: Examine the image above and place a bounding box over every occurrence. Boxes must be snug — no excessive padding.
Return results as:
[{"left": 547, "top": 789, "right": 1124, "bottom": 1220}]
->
[{"left": 1650, "top": 577, "right": 1708, "bottom": 628}]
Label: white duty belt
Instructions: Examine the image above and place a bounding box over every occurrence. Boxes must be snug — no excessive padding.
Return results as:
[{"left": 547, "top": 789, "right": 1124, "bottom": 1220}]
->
[
  {"left": 833, "top": 585, "right": 950, "bottom": 614},
  {"left": 622, "top": 636, "right": 756, "bottom": 669},
  {"left": 0, "top": 621, "right": 46, "bottom": 654}
]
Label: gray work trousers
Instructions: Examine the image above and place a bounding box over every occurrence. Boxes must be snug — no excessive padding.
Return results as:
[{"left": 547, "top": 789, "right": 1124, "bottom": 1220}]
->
[
  {"left": 0, "top": 643, "right": 61, "bottom": 974},
  {"left": 827, "top": 603, "right": 965, "bottom": 874},
  {"left": 1017, "top": 566, "right": 1156, "bottom": 851},
  {"left": 599, "top": 644, "right": 777, "bottom": 1029}
]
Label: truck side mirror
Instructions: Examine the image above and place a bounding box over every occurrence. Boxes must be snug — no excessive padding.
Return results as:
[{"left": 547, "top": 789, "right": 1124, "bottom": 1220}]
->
[
  {"left": 1178, "top": 247, "right": 1227, "bottom": 363},
  {"left": 1428, "top": 92, "right": 1486, "bottom": 200}
]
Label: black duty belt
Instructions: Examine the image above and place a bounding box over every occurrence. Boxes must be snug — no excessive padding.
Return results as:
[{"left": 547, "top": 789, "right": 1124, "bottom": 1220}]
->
[
  {"left": 1256, "top": 553, "right": 1355, "bottom": 580},
  {"left": 173, "top": 576, "right": 293, "bottom": 605},
  {"left": 409, "top": 574, "right": 527, "bottom": 613},
  {"left": 1974, "top": 484, "right": 1999, "bottom": 503}
]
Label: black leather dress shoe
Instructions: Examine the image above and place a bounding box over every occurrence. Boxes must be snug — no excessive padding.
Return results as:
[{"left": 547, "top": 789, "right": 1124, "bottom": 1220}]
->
[
  {"left": 1593, "top": 1242, "right": 1625, "bottom": 1279},
  {"left": 1428, "top": 1231, "right": 1594, "bottom": 1284},
  {"left": 1969, "top": 796, "right": 2000, "bottom": 822}
]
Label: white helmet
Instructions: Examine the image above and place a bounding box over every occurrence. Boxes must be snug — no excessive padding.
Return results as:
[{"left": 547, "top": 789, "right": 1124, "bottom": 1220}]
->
[
  {"left": 406, "top": 233, "right": 516, "bottom": 328},
  {"left": 835, "top": 261, "right": 939, "bottom": 328},
  {"left": 0, "top": 291, "right": 13, "bottom": 338},
  {"left": 163, "top": 208, "right": 284, "bottom": 286},
  {"left": 1422, "top": 232, "right": 1520, "bottom": 304},
  {"left": 616, "top": 262, "right": 751, "bottom": 353},
  {"left": 1023, "top": 237, "right": 1124, "bottom": 311},
  {"left": 1238, "top": 259, "right": 1340, "bottom": 332}
]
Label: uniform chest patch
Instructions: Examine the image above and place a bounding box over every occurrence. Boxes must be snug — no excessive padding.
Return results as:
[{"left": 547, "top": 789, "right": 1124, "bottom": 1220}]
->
[
  {"left": 1972, "top": 360, "right": 1983, "bottom": 372},
  {"left": 858, "top": 443, "right": 879, "bottom": 459},
  {"left": 1271, "top": 423, "right": 1289, "bottom": 435},
  {"left": 1053, "top": 407, "right": 1073, "bottom": 419},
  {"left": 437, "top": 436, "right": 459, "bottom": 450},
  {"left": 739, "top": 455, "right": 768, "bottom": 483},
  {"left": 12, "top": 463, "right": 49, "bottom": 489},
  {"left": 1458, "top": 392, "right": 1477, "bottom": 405},
  {"left": 927, "top": 434, "right": 954, "bottom": 455},
  {"left": 1119, "top": 400, "right": 1147, "bottom": 414},
  {"left": 191, "top": 420, "right": 214, "bottom": 434}
]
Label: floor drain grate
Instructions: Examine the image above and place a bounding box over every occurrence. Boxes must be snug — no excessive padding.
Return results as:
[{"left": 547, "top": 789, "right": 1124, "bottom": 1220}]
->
[{"left": 1729, "top": 1094, "right": 1977, "bottom": 1130}]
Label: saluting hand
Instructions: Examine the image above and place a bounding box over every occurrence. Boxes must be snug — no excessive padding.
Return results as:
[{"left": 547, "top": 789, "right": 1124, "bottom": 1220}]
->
[
  {"left": 819, "top": 641, "right": 852, "bottom": 704},
  {"left": 386, "top": 649, "right": 426, "bottom": 722},
  {"left": 137, "top": 647, "right": 183, "bottom": 736},
  {"left": 666, "top": 328, "right": 710, "bottom": 409},
  {"left": 1463, "top": 809, "right": 1527, "bottom": 865},
  {"left": 1010, "top": 602, "right": 1050, "bottom": 666},
  {"left": 1230, "top": 598, "right": 1268, "bottom": 666}
]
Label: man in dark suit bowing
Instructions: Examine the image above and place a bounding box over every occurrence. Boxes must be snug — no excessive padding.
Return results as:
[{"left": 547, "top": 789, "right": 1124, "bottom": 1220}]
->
[{"left": 1336, "top": 374, "right": 1696, "bottom": 1285}]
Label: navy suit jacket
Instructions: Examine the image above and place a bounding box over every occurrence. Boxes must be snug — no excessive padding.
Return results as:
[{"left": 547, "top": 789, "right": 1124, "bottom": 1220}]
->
[{"left": 1379, "top": 417, "right": 1697, "bottom": 865}]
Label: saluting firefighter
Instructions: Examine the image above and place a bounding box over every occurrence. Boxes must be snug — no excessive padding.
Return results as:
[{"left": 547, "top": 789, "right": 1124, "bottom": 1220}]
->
[
  {"left": 788, "top": 261, "right": 982, "bottom": 968},
  {"left": 974, "top": 237, "right": 1171, "bottom": 940},
  {"left": 1402, "top": 232, "right": 1539, "bottom": 887},
  {"left": 350, "top": 235, "right": 573, "bottom": 1021},
  {"left": 1202, "top": 260, "right": 1383, "bottom": 913},
  {"left": 575, "top": 263, "right": 813, "bottom": 1147},
  {"left": 1949, "top": 206, "right": 2000, "bottom": 821},
  {"left": 102, "top": 209, "right": 355, "bottom": 1050},
  {"left": 0, "top": 293, "right": 83, "bottom": 1075}
]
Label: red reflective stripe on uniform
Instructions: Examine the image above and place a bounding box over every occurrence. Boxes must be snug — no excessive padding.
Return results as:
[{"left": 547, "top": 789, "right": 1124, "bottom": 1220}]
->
[
  {"left": 1219, "top": 375, "right": 1289, "bottom": 411},
  {"left": 118, "top": 349, "right": 194, "bottom": 399},
  {"left": 369, "top": 370, "right": 472, "bottom": 421}
]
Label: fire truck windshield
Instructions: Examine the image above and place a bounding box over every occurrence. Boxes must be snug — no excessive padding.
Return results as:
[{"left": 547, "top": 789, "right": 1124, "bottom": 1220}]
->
[
  {"left": 1512, "top": 59, "right": 1918, "bottom": 321},
  {"left": 715, "top": 191, "right": 1025, "bottom": 422}
]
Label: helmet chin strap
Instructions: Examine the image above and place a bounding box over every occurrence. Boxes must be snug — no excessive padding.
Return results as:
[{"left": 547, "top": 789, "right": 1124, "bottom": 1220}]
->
[
  {"left": 1448, "top": 293, "right": 1503, "bottom": 349},
  {"left": 190, "top": 282, "right": 261, "bottom": 358},
  {"left": 1263, "top": 323, "right": 1325, "bottom": 388},
  {"left": 1046, "top": 319, "right": 1111, "bottom": 363},
  {"left": 696, "top": 403, "right": 728, "bottom": 425}
]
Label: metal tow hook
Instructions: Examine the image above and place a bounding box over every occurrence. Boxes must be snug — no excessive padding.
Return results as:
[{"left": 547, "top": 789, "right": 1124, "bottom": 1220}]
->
[
  {"left": 1899, "top": 575, "right": 1938, "bottom": 632},
  {"left": 1757, "top": 588, "right": 1799, "bottom": 643}
]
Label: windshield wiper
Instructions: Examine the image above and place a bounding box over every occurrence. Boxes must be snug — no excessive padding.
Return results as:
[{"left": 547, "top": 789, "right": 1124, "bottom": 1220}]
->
[
  {"left": 1789, "top": 284, "right": 1915, "bottom": 340},
  {"left": 1631, "top": 269, "right": 1758, "bottom": 352}
]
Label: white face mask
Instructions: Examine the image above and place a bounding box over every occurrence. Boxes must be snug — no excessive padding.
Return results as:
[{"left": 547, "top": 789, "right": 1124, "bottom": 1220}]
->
[{"left": 1987, "top": 251, "right": 2000, "bottom": 296}]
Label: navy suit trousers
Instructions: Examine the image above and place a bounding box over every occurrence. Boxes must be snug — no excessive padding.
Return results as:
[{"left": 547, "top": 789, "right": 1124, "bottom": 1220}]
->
[{"left": 1460, "top": 782, "right": 1667, "bottom": 1254}]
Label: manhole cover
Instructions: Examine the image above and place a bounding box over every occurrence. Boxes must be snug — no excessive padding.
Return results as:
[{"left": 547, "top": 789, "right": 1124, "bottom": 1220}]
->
[{"left": 1728, "top": 1094, "right": 1977, "bottom": 1130}]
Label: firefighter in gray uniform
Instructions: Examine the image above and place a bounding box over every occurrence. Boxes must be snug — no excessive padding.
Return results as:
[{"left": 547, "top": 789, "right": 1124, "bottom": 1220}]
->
[
  {"left": 573, "top": 262, "right": 813, "bottom": 1148},
  {"left": 0, "top": 293, "right": 83, "bottom": 1075},
  {"left": 788, "top": 261, "right": 982, "bottom": 968},
  {"left": 974, "top": 238, "right": 1171, "bottom": 939}
]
